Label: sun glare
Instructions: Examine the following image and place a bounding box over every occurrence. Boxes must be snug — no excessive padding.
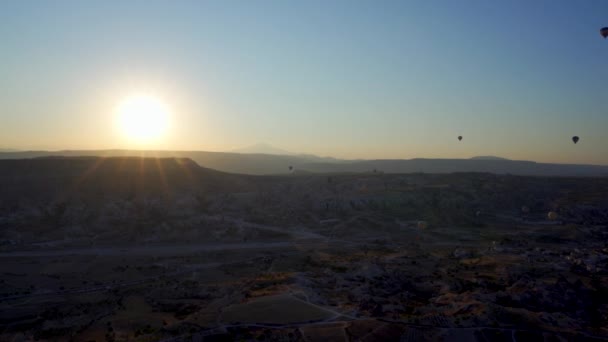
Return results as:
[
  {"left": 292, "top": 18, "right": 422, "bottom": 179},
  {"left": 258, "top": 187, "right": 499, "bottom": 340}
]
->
[{"left": 117, "top": 95, "right": 170, "bottom": 144}]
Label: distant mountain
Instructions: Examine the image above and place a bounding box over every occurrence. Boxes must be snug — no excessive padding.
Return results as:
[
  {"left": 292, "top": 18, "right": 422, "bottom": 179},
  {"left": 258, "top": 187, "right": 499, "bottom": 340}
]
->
[
  {"left": 298, "top": 159, "right": 608, "bottom": 177},
  {"left": 1, "top": 150, "right": 607, "bottom": 177},
  {"left": 295, "top": 153, "right": 341, "bottom": 161},
  {"left": 231, "top": 143, "right": 292, "bottom": 155},
  {"left": 470, "top": 156, "right": 510, "bottom": 161}
]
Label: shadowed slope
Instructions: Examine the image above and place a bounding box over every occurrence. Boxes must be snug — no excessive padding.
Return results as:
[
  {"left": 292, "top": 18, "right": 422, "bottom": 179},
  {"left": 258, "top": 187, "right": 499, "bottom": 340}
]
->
[{"left": 0, "top": 157, "right": 250, "bottom": 203}]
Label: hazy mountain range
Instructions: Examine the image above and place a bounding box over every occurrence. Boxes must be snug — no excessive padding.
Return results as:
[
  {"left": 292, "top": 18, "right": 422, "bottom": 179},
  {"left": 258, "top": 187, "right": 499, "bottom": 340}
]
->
[
  {"left": 230, "top": 142, "right": 293, "bottom": 155},
  {"left": 0, "top": 147, "right": 607, "bottom": 177}
]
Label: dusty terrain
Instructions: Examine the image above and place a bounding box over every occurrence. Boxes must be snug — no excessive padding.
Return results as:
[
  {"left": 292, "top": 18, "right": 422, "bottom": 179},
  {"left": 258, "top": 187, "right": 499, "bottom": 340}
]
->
[{"left": 1, "top": 157, "right": 607, "bottom": 341}]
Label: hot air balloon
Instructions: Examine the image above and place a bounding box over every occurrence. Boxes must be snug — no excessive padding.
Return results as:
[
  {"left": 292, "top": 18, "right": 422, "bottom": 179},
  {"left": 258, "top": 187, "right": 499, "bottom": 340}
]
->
[
  {"left": 572, "top": 136, "right": 579, "bottom": 144},
  {"left": 547, "top": 211, "right": 558, "bottom": 220},
  {"left": 458, "top": 136, "right": 463, "bottom": 141},
  {"left": 289, "top": 165, "right": 293, "bottom": 171},
  {"left": 601, "top": 27, "right": 608, "bottom": 38},
  {"left": 417, "top": 221, "right": 428, "bottom": 229}
]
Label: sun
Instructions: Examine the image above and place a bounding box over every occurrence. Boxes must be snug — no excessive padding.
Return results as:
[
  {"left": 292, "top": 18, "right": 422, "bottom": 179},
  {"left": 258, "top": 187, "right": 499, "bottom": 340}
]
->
[{"left": 116, "top": 94, "right": 170, "bottom": 144}]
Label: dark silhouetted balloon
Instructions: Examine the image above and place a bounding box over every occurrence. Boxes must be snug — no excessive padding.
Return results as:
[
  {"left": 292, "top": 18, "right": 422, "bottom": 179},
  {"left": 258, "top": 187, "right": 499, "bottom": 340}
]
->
[
  {"left": 458, "top": 136, "right": 462, "bottom": 141},
  {"left": 288, "top": 165, "right": 293, "bottom": 171},
  {"left": 572, "top": 136, "right": 579, "bottom": 144},
  {"left": 601, "top": 27, "right": 608, "bottom": 38},
  {"left": 547, "top": 211, "right": 558, "bottom": 220}
]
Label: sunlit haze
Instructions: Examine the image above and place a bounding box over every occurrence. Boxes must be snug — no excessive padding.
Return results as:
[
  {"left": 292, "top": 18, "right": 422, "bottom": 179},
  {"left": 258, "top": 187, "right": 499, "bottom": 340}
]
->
[
  {"left": 1, "top": 1, "right": 607, "bottom": 164},
  {"left": 116, "top": 94, "right": 170, "bottom": 146}
]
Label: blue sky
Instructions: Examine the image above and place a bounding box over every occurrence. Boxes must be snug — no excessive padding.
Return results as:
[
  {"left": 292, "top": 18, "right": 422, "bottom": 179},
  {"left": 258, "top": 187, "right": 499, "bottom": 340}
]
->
[{"left": 1, "top": 0, "right": 607, "bottom": 164}]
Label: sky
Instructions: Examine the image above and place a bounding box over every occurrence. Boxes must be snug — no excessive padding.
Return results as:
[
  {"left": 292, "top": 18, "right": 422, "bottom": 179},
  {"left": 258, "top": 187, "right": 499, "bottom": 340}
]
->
[{"left": 1, "top": 0, "right": 607, "bottom": 164}]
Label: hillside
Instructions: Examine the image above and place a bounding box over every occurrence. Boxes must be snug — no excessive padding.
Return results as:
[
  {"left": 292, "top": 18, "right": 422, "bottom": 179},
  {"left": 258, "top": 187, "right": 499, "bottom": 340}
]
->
[
  {"left": 1, "top": 158, "right": 608, "bottom": 341},
  {"left": 1, "top": 150, "right": 608, "bottom": 176},
  {"left": 0, "top": 157, "right": 252, "bottom": 203}
]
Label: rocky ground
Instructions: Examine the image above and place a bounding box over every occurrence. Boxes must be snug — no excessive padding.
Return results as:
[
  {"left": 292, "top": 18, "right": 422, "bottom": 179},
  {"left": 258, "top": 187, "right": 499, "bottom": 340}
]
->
[{"left": 0, "top": 158, "right": 607, "bottom": 341}]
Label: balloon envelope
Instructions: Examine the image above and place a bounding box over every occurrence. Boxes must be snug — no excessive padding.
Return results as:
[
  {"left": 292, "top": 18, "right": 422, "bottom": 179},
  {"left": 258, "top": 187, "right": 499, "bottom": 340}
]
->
[
  {"left": 572, "top": 136, "right": 579, "bottom": 144},
  {"left": 458, "top": 136, "right": 462, "bottom": 141},
  {"left": 601, "top": 27, "right": 608, "bottom": 38},
  {"left": 547, "top": 211, "right": 558, "bottom": 220}
]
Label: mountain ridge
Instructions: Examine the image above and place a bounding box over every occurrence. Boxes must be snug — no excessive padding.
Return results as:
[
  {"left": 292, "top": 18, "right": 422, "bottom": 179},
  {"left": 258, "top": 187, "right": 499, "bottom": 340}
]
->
[
  {"left": 470, "top": 156, "right": 511, "bottom": 161},
  {"left": 0, "top": 149, "right": 607, "bottom": 177},
  {"left": 230, "top": 143, "right": 292, "bottom": 155}
]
